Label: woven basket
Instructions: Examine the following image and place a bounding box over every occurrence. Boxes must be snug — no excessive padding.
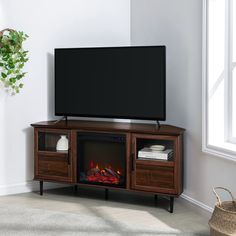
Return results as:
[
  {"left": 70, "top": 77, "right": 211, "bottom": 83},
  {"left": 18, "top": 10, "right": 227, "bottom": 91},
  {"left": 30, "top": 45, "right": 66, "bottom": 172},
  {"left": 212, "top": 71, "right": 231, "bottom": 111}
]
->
[{"left": 209, "top": 187, "right": 236, "bottom": 236}]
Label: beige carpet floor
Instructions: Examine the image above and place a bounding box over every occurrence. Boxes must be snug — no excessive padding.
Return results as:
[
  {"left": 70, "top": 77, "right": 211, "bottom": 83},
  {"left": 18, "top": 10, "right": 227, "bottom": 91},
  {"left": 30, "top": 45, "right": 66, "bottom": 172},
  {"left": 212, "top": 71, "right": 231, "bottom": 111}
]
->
[{"left": 0, "top": 187, "right": 210, "bottom": 236}]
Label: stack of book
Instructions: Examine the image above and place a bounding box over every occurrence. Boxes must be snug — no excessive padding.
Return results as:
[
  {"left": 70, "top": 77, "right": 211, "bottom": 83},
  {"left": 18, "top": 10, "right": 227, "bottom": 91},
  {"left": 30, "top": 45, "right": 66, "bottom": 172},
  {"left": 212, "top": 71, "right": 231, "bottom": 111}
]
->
[{"left": 138, "top": 146, "right": 173, "bottom": 161}]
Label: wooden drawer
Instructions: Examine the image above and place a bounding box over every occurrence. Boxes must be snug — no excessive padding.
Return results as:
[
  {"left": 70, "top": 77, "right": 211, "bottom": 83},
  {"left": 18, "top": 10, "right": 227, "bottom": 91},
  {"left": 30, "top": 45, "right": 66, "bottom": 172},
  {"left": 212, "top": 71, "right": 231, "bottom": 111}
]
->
[
  {"left": 136, "top": 164, "right": 174, "bottom": 188},
  {"left": 38, "top": 160, "right": 68, "bottom": 177},
  {"left": 132, "top": 163, "right": 175, "bottom": 193},
  {"left": 35, "top": 154, "right": 72, "bottom": 182}
]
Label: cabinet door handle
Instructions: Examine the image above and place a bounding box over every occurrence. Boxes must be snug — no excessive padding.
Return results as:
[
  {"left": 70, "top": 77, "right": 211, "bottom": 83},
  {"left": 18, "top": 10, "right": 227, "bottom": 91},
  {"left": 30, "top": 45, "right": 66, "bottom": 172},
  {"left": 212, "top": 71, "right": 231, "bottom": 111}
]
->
[
  {"left": 131, "top": 153, "right": 135, "bottom": 171},
  {"left": 68, "top": 148, "right": 70, "bottom": 165}
]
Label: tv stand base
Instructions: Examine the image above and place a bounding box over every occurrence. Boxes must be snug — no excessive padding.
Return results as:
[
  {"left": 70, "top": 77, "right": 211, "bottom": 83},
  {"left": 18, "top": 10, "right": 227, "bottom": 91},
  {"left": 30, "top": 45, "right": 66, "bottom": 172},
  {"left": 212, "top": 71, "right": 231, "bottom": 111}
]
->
[{"left": 31, "top": 120, "right": 185, "bottom": 213}]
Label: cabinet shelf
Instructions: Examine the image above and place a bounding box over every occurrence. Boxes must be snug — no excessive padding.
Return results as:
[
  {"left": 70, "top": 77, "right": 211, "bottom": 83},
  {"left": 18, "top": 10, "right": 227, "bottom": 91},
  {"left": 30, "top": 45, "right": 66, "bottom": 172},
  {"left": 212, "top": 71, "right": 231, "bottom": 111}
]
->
[
  {"left": 37, "top": 150, "right": 69, "bottom": 157},
  {"left": 136, "top": 159, "right": 174, "bottom": 167}
]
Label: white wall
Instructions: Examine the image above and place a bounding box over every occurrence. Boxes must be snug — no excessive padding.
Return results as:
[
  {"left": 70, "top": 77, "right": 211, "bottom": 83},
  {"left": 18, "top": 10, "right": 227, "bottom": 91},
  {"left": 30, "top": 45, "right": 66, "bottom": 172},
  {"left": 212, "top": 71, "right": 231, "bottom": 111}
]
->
[
  {"left": 0, "top": 1, "right": 8, "bottom": 190},
  {"left": 131, "top": 0, "right": 236, "bottom": 209},
  {"left": 0, "top": 0, "right": 130, "bottom": 194}
]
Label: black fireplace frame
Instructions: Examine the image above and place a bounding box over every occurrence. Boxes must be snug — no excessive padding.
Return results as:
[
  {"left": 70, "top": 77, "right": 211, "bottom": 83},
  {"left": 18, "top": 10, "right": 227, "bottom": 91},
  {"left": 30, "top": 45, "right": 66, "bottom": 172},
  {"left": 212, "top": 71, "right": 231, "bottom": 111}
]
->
[{"left": 77, "top": 132, "right": 127, "bottom": 188}]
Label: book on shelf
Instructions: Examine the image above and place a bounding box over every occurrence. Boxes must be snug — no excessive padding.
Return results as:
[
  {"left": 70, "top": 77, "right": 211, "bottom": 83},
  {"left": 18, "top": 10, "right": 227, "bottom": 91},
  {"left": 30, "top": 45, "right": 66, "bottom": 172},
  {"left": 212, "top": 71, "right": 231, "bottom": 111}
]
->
[{"left": 138, "top": 147, "right": 173, "bottom": 160}]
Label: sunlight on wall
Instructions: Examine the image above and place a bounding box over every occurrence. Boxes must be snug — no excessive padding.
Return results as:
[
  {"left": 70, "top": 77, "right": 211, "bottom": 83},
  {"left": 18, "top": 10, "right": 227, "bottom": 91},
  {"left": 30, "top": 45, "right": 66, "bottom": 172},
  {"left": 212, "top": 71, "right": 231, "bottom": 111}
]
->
[{"left": 207, "top": 0, "right": 225, "bottom": 146}]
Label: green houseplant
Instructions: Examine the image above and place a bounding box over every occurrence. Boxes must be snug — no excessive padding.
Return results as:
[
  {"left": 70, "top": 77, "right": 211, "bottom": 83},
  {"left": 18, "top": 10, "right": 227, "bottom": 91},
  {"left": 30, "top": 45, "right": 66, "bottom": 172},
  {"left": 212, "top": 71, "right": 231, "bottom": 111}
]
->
[{"left": 0, "top": 28, "right": 28, "bottom": 95}]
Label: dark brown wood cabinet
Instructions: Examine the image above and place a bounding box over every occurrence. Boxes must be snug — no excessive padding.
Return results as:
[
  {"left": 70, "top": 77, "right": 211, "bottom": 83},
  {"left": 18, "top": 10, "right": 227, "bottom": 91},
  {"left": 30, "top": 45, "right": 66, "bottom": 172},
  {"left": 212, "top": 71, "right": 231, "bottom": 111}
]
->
[
  {"left": 31, "top": 120, "right": 184, "bottom": 213},
  {"left": 131, "top": 133, "right": 183, "bottom": 195},
  {"left": 34, "top": 129, "right": 73, "bottom": 183}
]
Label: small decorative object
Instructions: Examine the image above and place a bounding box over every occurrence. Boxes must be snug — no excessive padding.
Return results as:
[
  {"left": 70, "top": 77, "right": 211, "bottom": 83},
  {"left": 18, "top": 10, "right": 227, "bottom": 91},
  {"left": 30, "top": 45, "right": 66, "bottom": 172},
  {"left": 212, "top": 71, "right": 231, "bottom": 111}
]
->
[
  {"left": 209, "top": 187, "right": 236, "bottom": 235},
  {"left": 149, "top": 145, "right": 165, "bottom": 151},
  {"left": 0, "top": 28, "right": 29, "bottom": 95},
  {"left": 56, "top": 135, "right": 69, "bottom": 151}
]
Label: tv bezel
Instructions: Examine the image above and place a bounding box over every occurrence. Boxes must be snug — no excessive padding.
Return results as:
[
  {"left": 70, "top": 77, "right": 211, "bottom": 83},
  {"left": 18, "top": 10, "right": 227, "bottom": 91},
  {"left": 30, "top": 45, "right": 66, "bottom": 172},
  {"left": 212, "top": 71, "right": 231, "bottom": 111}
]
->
[{"left": 54, "top": 45, "right": 166, "bottom": 121}]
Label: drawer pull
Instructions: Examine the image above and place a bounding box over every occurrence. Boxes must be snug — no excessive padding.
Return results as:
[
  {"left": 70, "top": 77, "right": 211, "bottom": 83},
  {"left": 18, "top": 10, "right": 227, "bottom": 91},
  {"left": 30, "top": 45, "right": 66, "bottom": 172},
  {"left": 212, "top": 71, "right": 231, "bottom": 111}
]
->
[
  {"left": 68, "top": 148, "right": 70, "bottom": 165},
  {"left": 131, "top": 153, "right": 135, "bottom": 171}
]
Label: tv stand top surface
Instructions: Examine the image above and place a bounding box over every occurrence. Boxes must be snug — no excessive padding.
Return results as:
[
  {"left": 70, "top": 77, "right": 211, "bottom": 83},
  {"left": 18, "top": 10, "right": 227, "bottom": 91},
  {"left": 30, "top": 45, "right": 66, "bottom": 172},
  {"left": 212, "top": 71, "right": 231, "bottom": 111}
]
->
[{"left": 31, "top": 120, "right": 185, "bottom": 136}]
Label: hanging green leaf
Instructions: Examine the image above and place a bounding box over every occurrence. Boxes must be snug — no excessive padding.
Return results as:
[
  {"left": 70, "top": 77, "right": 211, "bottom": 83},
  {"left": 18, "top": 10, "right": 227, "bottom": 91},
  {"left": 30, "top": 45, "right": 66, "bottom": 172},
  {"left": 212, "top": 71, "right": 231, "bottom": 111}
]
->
[
  {"left": 1, "top": 72, "right": 7, "bottom": 78},
  {"left": 0, "top": 28, "right": 29, "bottom": 95}
]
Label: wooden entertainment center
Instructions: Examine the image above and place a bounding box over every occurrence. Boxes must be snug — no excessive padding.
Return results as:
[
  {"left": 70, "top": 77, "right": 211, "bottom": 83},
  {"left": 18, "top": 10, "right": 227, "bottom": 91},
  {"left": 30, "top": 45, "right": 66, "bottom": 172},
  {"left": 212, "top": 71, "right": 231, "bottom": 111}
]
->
[{"left": 31, "top": 120, "right": 184, "bottom": 213}]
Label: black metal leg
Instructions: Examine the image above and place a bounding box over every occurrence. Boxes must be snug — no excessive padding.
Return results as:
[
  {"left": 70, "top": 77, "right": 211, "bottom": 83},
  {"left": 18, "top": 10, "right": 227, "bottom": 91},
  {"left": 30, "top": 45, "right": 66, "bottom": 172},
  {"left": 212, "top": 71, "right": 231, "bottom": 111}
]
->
[
  {"left": 169, "top": 197, "right": 174, "bottom": 213},
  {"left": 40, "top": 181, "right": 43, "bottom": 196},
  {"left": 154, "top": 194, "right": 158, "bottom": 205},
  {"left": 74, "top": 185, "right": 78, "bottom": 193},
  {"left": 105, "top": 189, "right": 109, "bottom": 200}
]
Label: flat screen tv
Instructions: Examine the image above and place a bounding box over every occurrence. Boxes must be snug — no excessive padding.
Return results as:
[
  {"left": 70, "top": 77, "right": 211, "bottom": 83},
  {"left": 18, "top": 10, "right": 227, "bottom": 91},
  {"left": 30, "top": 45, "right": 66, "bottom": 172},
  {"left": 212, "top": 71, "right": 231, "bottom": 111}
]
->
[{"left": 55, "top": 46, "right": 166, "bottom": 121}]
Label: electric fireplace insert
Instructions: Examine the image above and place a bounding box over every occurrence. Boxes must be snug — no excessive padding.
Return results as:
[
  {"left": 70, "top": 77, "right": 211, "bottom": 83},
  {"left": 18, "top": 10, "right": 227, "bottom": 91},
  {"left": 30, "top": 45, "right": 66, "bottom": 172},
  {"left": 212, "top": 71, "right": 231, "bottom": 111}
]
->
[{"left": 77, "top": 132, "right": 126, "bottom": 188}]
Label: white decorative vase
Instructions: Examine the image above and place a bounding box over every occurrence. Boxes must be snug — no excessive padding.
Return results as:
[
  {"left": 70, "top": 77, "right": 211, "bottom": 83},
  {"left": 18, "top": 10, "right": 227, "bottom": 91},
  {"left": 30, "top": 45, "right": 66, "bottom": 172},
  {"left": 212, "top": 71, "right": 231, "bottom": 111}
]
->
[{"left": 56, "top": 135, "right": 69, "bottom": 151}]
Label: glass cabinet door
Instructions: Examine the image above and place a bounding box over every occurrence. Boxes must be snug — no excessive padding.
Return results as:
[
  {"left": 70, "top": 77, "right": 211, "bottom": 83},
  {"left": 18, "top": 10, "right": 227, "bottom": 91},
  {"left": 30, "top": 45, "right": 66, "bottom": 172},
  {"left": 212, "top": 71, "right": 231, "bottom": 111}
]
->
[
  {"left": 38, "top": 131, "right": 69, "bottom": 153},
  {"left": 35, "top": 129, "right": 73, "bottom": 182}
]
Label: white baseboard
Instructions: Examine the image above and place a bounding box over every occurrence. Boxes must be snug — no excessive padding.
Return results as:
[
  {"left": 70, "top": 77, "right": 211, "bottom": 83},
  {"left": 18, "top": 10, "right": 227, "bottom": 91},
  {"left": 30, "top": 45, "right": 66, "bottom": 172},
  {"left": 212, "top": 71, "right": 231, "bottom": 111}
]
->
[
  {"left": 0, "top": 181, "right": 67, "bottom": 196},
  {"left": 181, "top": 193, "right": 214, "bottom": 213}
]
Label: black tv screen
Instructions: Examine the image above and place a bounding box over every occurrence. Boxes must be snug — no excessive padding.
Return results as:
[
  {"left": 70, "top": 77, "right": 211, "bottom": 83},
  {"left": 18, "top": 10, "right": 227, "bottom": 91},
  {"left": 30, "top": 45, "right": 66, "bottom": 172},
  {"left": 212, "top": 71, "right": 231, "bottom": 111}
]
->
[{"left": 55, "top": 46, "right": 166, "bottom": 121}]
